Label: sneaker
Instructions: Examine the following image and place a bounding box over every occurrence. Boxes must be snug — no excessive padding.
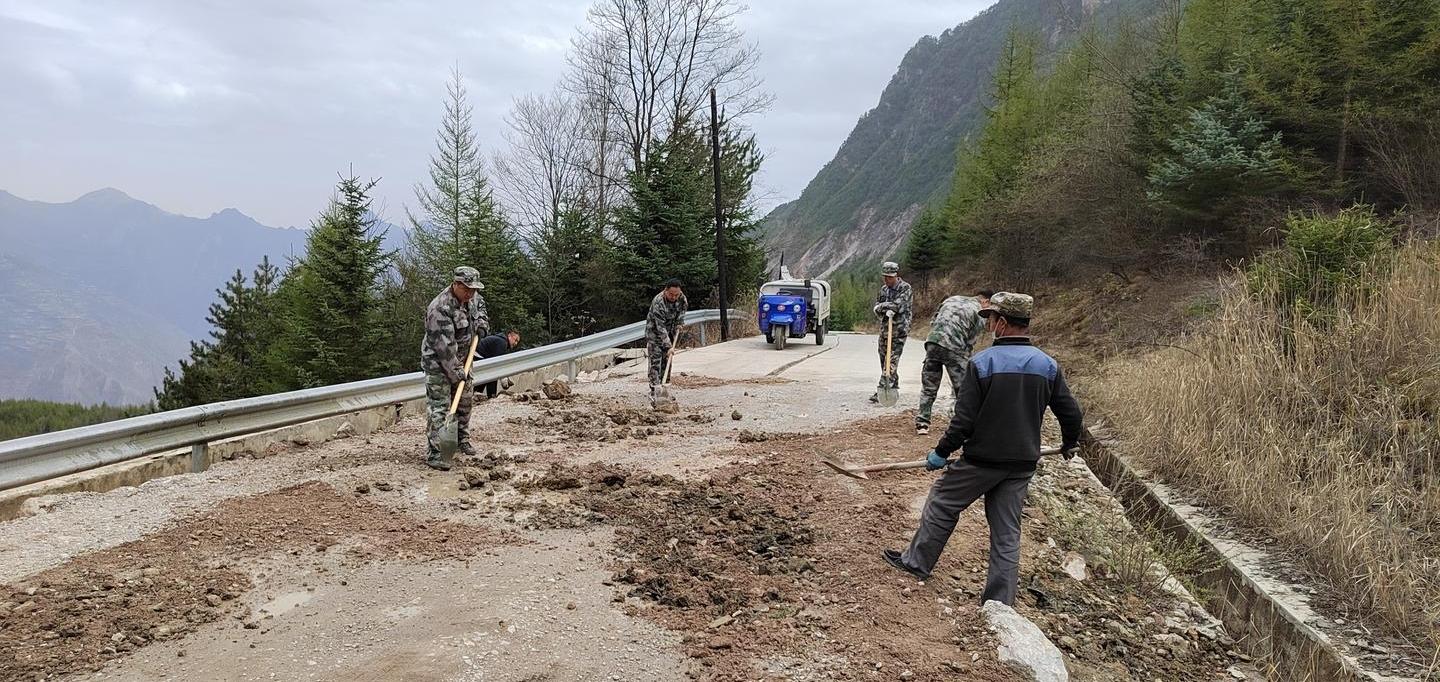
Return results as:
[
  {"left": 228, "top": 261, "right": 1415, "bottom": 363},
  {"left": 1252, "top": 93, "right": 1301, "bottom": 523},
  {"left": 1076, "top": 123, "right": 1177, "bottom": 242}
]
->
[
  {"left": 915, "top": 424, "right": 929, "bottom": 436},
  {"left": 868, "top": 393, "right": 879, "bottom": 404},
  {"left": 881, "top": 549, "right": 929, "bottom": 581},
  {"left": 426, "top": 459, "right": 452, "bottom": 472}
]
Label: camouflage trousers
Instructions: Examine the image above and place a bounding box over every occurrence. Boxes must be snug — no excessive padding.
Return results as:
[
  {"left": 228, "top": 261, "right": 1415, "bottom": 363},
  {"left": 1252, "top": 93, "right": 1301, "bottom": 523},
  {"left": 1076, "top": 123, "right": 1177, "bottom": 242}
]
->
[
  {"left": 424, "top": 372, "right": 472, "bottom": 462},
  {"left": 917, "top": 342, "right": 968, "bottom": 427},
  {"left": 877, "top": 332, "right": 907, "bottom": 390},
  {"left": 646, "top": 342, "right": 671, "bottom": 391}
]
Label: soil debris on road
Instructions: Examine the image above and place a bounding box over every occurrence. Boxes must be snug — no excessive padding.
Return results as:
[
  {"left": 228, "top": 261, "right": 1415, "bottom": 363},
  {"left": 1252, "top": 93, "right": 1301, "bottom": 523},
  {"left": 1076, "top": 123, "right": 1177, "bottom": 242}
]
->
[{"left": 0, "top": 481, "right": 504, "bottom": 681}]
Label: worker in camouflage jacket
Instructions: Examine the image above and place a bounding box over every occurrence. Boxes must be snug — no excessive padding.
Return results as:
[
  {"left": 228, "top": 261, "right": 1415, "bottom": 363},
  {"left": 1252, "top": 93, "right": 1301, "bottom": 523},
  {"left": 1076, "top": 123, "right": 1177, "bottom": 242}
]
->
[
  {"left": 420, "top": 266, "right": 490, "bottom": 470},
  {"left": 915, "top": 290, "right": 991, "bottom": 435},
  {"left": 870, "top": 261, "right": 913, "bottom": 402},
  {"left": 646, "top": 279, "right": 688, "bottom": 398}
]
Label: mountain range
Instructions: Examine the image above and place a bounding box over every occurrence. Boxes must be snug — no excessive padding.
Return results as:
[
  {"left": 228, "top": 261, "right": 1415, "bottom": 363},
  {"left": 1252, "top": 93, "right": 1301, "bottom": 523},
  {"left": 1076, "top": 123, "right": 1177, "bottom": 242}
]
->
[
  {"left": 0, "top": 188, "right": 319, "bottom": 404},
  {"left": 760, "top": 0, "right": 1155, "bottom": 277}
]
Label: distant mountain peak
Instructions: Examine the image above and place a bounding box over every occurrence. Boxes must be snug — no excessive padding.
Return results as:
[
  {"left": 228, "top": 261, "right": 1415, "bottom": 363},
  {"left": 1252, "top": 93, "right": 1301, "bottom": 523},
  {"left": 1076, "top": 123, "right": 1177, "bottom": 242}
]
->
[
  {"left": 210, "top": 207, "right": 251, "bottom": 220},
  {"left": 75, "top": 187, "right": 135, "bottom": 203}
]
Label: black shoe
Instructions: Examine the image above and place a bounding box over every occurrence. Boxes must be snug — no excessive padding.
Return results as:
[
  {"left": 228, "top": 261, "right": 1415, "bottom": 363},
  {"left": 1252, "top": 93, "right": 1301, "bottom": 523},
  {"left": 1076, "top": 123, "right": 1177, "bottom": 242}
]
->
[
  {"left": 426, "top": 459, "right": 452, "bottom": 472},
  {"left": 459, "top": 443, "right": 478, "bottom": 458},
  {"left": 882, "top": 549, "right": 929, "bottom": 580},
  {"left": 868, "top": 393, "right": 880, "bottom": 403}
]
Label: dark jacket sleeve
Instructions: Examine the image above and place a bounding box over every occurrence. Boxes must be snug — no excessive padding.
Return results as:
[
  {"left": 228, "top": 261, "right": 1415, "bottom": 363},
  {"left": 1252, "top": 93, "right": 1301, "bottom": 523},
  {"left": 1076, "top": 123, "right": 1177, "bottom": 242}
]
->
[
  {"left": 935, "top": 362, "right": 983, "bottom": 457},
  {"left": 1049, "top": 366, "right": 1085, "bottom": 450}
]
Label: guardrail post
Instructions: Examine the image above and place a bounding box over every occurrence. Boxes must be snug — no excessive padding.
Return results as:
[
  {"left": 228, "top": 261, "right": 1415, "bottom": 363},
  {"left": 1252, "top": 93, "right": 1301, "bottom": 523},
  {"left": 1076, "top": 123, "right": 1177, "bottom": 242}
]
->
[
  {"left": 699, "top": 324, "right": 708, "bottom": 346},
  {"left": 566, "top": 359, "right": 577, "bottom": 380},
  {"left": 190, "top": 443, "right": 209, "bottom": 473}
]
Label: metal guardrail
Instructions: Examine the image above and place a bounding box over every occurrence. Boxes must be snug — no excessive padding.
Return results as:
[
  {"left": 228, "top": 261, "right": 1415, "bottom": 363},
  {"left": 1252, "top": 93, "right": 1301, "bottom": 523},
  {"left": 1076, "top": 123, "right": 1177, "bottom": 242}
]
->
[{"left": 0, "top": 309, "right": 737, "bottom": 491}]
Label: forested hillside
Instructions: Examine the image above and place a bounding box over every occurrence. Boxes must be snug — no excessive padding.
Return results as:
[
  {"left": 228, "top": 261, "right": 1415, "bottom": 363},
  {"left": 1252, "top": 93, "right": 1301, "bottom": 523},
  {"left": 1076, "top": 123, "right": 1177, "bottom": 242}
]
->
[
  {"left": 759, "top": 0, "right": 1163, "bottom": 276},
  {"left": 904, "top": 0, "right": 1439, "bottom": 285}
]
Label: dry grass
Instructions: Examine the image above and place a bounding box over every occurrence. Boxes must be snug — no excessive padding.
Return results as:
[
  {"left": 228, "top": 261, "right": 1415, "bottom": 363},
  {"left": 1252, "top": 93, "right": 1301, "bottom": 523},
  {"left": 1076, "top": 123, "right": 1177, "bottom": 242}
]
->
[{"left": 1093, "top": 240, "right": 1440, "bottom": 655}]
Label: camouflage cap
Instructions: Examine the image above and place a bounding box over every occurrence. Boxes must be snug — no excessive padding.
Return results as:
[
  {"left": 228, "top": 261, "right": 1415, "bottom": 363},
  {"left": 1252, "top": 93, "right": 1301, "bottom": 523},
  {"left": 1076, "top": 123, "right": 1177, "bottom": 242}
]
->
[
  {"left": 453, "top": 265, "right": 485, "bottom": 290},
  {"left": 881, "top": 261, "right": 900, "bottom": 276},
  {"left": 978, "top": 291, "right": 1034, "bottom": 321}
]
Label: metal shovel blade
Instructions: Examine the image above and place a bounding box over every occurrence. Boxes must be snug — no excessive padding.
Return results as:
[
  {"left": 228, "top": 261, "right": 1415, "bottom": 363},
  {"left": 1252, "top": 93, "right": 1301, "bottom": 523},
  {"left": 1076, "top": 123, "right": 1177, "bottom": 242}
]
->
[
  {"left": 878, "top": 385, "right": 899, "bottom": 407},
  {"left": 437, "top": 416, "right": 459, "bottom": 463},
  {"left": 822, "top": 458, "right": 869, "bottom": 480}
]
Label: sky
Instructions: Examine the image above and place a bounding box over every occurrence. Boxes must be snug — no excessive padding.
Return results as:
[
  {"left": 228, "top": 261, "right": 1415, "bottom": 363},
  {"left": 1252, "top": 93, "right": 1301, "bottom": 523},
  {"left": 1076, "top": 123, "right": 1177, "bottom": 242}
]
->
[{"left": 0, "top": 0, "right": 993, "bottom": 228}]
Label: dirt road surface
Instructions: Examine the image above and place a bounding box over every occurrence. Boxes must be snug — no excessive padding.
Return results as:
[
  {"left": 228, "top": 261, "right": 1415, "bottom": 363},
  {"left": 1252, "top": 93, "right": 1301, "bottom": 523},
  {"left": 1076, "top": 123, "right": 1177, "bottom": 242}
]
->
[{"left": 0, "top": 334, "right": 1258, "bottom": 681}]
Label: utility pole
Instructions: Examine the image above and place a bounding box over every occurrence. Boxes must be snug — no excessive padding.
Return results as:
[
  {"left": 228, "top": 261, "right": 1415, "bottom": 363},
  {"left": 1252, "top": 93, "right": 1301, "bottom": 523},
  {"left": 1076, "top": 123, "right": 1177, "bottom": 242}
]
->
[{"left": 710, "top": 88, "right": 730, "bottom": 340}]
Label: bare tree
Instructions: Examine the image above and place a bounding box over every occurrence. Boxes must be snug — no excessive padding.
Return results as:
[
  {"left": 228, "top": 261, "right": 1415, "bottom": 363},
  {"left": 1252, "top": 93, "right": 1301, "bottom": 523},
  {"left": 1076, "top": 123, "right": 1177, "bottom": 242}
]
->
[
  {"left": 494, "top": 89, "right": 591, "bottom": 233},
  {"left": 564, "top": 0, "right": 771, "bottom": 175}
]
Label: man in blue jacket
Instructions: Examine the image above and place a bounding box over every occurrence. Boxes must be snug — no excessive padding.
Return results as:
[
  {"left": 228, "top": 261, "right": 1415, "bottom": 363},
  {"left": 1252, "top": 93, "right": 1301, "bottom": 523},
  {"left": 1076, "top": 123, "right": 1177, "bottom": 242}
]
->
[{"left": 882, "top": 292, "right": 1084, "bottom": 606}]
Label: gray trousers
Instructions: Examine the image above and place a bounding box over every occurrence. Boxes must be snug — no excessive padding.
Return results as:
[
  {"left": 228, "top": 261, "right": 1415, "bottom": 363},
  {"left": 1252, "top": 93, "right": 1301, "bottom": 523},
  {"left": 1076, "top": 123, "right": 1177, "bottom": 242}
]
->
[{"left": 901, "top": 459, "right": 1032, "bottom": 605}]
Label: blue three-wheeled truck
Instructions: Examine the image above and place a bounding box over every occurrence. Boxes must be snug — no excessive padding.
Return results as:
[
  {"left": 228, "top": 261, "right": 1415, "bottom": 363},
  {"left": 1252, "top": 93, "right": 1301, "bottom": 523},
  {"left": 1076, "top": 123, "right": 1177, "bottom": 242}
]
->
[{"left": 757, "top": 269, "right": 831, "bottom": 350}]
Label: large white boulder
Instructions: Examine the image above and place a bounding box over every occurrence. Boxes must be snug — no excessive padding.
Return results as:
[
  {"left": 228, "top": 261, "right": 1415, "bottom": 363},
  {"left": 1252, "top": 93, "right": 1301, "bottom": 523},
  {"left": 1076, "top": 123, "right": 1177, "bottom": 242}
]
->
[{"left": 981, "top": 600, "right": 1069, "bottom": 682}]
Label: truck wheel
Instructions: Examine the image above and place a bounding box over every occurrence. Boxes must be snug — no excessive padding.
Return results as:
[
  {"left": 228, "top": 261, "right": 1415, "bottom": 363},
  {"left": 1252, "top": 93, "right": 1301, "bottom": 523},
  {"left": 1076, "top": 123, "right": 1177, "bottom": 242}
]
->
[
  {"left": 815, "top": 321, "right": 826, "bottom": 345},
  {"left": 775, "top": 331, "right": 787, "bottom": 350},
  {"left": 765, "top": 329, "right": 773, "bottom": 345}
]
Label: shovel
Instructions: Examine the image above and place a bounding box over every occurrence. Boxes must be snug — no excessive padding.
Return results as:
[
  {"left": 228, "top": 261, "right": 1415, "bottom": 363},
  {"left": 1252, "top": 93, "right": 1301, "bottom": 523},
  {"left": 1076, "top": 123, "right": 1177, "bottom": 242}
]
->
[
  {"left": 878, "top": 314, "right": 899, "bottom": 407},
  {"left": 651, "top": 329, "right": 681, "bottom": 412},
  {"left": 438, "top": 335, "right": 481, "bottom": 462},
  {"left": 823, "top": 446, "right": 1063, "bottom": 480}
]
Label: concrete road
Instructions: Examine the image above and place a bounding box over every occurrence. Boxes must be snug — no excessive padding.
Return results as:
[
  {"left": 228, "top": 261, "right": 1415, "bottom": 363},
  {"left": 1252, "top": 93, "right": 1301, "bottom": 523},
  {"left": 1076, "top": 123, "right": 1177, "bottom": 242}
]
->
[{"left": 3, "top": 333, "right": 951, "bottom": 682}]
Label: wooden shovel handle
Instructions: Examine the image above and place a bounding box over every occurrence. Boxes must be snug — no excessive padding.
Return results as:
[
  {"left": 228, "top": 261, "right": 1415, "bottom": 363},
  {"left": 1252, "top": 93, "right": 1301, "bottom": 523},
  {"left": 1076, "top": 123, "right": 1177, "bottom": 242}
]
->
[
  {"left": 884, "top": 316, "right": 894, "bottom": 374},
  {"left": 661, "top": 328, "right": 681, "bottom": 386},
  {"left": 448, "top": 335, "right": 481, "bottom": 416},
  {"left": 860, "top": 446, "right": 1064, "bottom": 473}
]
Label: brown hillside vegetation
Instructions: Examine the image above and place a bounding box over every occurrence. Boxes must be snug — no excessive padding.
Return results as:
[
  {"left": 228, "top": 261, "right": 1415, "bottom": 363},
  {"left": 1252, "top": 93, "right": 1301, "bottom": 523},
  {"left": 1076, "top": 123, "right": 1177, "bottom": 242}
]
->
[{"left": 1093, "top": 238, "right": 1440, "bottom": 657}]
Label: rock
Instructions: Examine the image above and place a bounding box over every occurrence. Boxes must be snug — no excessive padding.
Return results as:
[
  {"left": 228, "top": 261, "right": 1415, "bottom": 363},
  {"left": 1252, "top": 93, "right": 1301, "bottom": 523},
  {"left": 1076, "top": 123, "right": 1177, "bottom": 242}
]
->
[
  {"left": 731, "top": 410, "right": 742, "bottom": 420},
  {"left": 463, "top": 469, "right": 490, "bottom": 487},
  {"left": 205, "top": 594, "right": 223, "bottom": 607},
  {"left": 354, "top": 483, "right": 370, "bottom": 494},
  {"left": 1061, "top": 552, "right": 1088, "bottom": 581},
  {"left": 542, "top": 379, "right": 572, "bottom": 400},
  {"left": 981, "top": 600, "right": 1069, "bottom": 682},
  {"left": 374, "top": 481, "right": 394, "bottom": 492},
  {"left": 333, "top": 421, "right": 357, "bottom": 439},
  {"left": 706, "top": 636, "right": 734, "bottom": 650}
]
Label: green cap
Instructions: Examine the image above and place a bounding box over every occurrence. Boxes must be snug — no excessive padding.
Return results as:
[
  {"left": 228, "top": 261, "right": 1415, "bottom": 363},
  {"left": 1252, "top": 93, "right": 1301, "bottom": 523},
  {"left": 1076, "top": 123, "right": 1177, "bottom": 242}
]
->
[
  {"left": 453, "top": 266, "right": 485, "bottom": 290},
  {"left": 979, "top": 292, "right": 1033, "bottom": 321},
  {"left": 881, "top": 261, "right": 900, "bottom": 276}
]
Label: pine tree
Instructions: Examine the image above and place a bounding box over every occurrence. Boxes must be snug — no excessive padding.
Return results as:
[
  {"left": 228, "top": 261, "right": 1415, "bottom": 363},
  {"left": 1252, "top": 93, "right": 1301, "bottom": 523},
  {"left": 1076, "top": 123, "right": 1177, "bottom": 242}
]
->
[
  {"left": 1147, "top": 71, "right": 1291, "bottom": 227},
  {"left": 528, "top": 206, "right": 607, "bottom": 341},
  {"left": 610, "top": 122, "right": 714, "bottom": 318},
  {"left": 902, "top": 209, "right": 951, "bottom": 276},
  {"left": 406, "top": 67, "right": 539, "bottom": 340},
  {"left": 274, "top": 174, "right": 392, "bottom": 388}
]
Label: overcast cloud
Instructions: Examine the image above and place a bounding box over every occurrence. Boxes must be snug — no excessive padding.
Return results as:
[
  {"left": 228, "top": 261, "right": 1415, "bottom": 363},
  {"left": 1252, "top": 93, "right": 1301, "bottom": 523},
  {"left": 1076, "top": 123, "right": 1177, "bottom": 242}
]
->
[{"left": 0, "top": 0, "right": 992, "bottom": 228}]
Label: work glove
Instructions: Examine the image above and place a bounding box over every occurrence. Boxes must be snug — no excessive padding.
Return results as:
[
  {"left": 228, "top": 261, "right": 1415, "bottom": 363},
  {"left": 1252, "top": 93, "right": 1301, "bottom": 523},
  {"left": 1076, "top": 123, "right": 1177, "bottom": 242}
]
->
[
  {"left": 873, "top": 303, "right": 894, "bottom": 316},
  {"left": 925, "top": 450, "right": 949, "bottom": 471},
  {"left": 1061, "top": 445, "right": 1080, "bottom": 461}
]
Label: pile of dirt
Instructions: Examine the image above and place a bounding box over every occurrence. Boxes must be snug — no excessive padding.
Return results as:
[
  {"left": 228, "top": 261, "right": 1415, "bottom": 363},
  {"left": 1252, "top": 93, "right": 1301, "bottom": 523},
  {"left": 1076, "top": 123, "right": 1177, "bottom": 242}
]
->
[
  {"left": 502, "top": 397, "right": 710, "bottom": 443},
  {"left": 668, "top": 373, "right": 795, "bottom": 389},
  {"left": 0, "top": 482, "right": 502, "bottom": 680},
  {"left": 519, "top": 415, "right": 1253, "bottom": 680}
]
